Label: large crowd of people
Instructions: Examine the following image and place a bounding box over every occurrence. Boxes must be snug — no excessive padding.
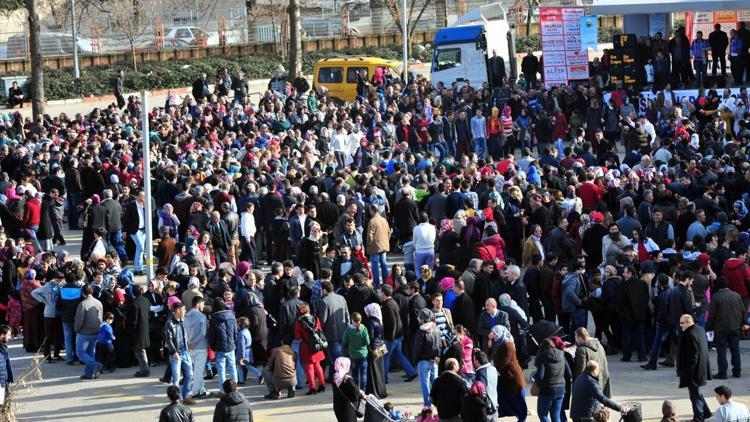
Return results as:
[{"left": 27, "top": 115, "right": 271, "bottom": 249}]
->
[{"left": 1, "top": 38, "right": 750, "bottom": 421}]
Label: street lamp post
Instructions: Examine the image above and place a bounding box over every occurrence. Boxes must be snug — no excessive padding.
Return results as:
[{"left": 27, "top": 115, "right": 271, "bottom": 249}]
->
[
  {"left": 141, "top": 91, "right": 154, "bottom": 282},
  {"left": 402, "top": 0, "right": 408, "bottom": 86},
  {"left": 71, "top": 0, "right": 80, "bottom": 79}
]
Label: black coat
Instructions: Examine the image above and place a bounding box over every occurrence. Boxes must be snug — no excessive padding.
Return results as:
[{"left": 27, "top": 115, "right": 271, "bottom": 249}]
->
[
  {"left": 430, "top": 371, "right": 468, "bottom": 418},
  {"left": 332, "top": 376, "right": 362, "bottom": 422},
  {"left": 345, "top": 284, "right": 379, "bottom": 318},
  {"left": 462, "top": 393, "right": 490, "bottom": 422},
  {"left": 393, "top": 198, "right": 419, "bottom": 241},
  {"left": 621, "top": 277, "right": 651, "bottom": 323},
  {"left": 297, "top": 238, "right": 322, "bottom": 279},
  {"left": 451, "top": 292, "right": 476, "bottom": 335},
  {"left": 128, "top": 295, "right": 151, "bottom": 350},
  {"left": 677, "top": 324, "right": 711, "bottom": 388},
  {"left": 381, "top": 297, "right": 403, "bottom": 341},
  {"left": 37, "top": 196, "right": 54, "bottom": 240},
  {"left": 668, "top": 284, "right": 694, "bottom": 326},
  {"left": 212, "top": 391, "right": 254, "bottom": 422}
]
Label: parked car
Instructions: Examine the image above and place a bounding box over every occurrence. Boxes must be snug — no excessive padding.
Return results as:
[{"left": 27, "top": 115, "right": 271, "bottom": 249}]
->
[
  {"left": 6, "top": 32, "right": 93, "bottom": 59},
  {"left": 136, "top": 38, "right": 191, "bottom": 52},
  {"left": 163, "top": 26, "right": 220, "bottom": 46}
]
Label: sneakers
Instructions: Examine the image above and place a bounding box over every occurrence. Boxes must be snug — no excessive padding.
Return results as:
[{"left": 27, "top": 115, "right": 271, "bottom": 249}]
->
[
  {"left": 182, "top": 398, "right": 197, "bottom": 406},
  {"left": 193, "top": 392, "right": 210, "bottom": 399},
  {"left": 404, "top": 373, "right": 418, "bottom": 382},
  {"left": 159, "top": 377, "right": 171, "bottom": 383},
  {"left": 658, "top": 360, "right": 675, "bottom": 367},
  {"left": 264, "top": 393, "right": 280, "bottom": 400},
  {"left": 640, "top": 364, "right": 657, "bottom": 370},
  {"left": 134, "top": 371, "right": 150, "bottom": 378},
  {"left": 713, "top": 373, "right": 728, "bottom": 380},
  {"left": 287, "top": 388, "right": 296, "bottom": 398}
]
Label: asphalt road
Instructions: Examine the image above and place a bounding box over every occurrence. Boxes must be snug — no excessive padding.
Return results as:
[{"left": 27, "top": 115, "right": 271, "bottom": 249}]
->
[{"left": 9, "top": 228, "right": 750, "bottom": 421}]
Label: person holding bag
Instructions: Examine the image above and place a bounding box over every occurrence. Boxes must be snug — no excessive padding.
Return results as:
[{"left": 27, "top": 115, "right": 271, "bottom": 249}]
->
[
  {"left": 364, "top": 303, "right": 387, "bottom": 398},
  {"left": 332, "top": 357, "right": 365, "bottom": 422}
]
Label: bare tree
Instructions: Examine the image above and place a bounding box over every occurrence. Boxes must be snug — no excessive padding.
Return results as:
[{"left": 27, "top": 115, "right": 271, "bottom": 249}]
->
[
  {"left": 384, "top": 0, "right": 433, "bottom": 53},
  {"left": 107, "top": 0, "right": 158, "bottom": 71},
  {"left": 287, "top": 0, "right": 300, "bottom": 79},
  {"left": 0, "top": 0, "right": 45, "bottom": 123}
]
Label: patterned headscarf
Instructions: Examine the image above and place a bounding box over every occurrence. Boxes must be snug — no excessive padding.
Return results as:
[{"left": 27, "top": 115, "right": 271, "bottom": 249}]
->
[
  {"left": 734, "top": 200, "right": 748, "bottom": 219},
  {"left": 490, "top": 324, "right": 513, "bottom": 344},
  {"left": 333, "top": 357, "right": 351, "bottom": 387},
  {"left": 439, "top": 219, "right": 454, "bottom": 238},
  {"left": 364, "top": 303, "right": 382, "bottom": 322}
]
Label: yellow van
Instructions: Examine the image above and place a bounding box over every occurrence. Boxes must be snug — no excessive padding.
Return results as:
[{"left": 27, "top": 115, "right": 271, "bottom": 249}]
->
[{"left": 313, "top": 57, "right": 401, "bottom": 102}]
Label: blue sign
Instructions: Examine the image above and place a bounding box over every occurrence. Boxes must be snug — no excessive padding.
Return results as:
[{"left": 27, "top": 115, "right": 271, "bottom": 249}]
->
[{"left": 580, "top": 16, "right": 598, "bottom": 51}]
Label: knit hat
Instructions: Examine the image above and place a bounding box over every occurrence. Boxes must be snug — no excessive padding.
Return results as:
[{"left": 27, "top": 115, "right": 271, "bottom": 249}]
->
[
  {"left": 418, "top": 308, "right": 434, "bottom": 323},
  {"left": 591, "top": 211, "right": 605, "bottom": 223}
]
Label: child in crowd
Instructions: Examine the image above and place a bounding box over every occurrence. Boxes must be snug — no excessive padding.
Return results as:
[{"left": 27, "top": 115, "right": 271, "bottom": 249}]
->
[
  {"left": 236, "top": 317, "right": 262, "bottom": 384},
  {"left": 341, "top": 312, "right": 370, "bottom": 389},
  {"left": 454, "top": 325, "right": 474, "bottom": 378},
  {"left": 416, "top": 406, "right": 439, "bottom": 422},
  {"left": 96, "top": 312, "right": 116, "bottom": 373},
  {"left": 6, "top": 291, "right": 22, "bottom": 338}
]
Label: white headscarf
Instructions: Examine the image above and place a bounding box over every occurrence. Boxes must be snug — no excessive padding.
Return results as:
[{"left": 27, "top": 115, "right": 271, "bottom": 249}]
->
[
  {"left": 364, "top": 303, "right": 382, "bottom": 322},
  {"left": 490, "top": 324, "right": 513, "bottom": 344}
]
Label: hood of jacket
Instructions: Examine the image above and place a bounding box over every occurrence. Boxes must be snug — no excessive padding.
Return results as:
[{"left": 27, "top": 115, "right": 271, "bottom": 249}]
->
[
  {"left": 420, "top": 321, "right": 436, "bottom": 332},
  {"left": 538, "top": 347, "right": 564, "bottom": 364},
  {"left": 221, "top": 391, "right": 246, "bottom": 406},
  {"left": 578, "top": 338, "right": 602, "bottom": 354},
  {"left": 562, "top": 273, "right": 579, "bottom": 286},
  {"left": 212, "top": 309, "right": 234, "bottom": 323},
  {"left": 724, "top": 258, "right": 746, "bottom": 271},
  {"left": 483, "top": 234, "right": 503, "bottom": 248}
]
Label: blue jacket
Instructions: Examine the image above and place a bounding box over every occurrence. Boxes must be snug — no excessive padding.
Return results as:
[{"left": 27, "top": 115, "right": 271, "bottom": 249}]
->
[
  {"left": 235, "top": 328, "right": 252, "bottom": 363},
  {"left": 208, "top": 310, "right": 237, "bottom": 352},
  {"left": 60, "top": 283, "right": 83, "bottom": 323},
  {"left": 570, "top": 372, "right": 620, "bottom": 419},
  {"left": 561, "top": 273, "right": 583, "bottom": 314},
  {"left": 0, "top": 344, "right": 13, "bottom": 388}
]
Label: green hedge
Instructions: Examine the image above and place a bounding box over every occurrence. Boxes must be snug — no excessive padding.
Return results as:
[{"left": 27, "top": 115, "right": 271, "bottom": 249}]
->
[{"left": 16, "top": 45, "right": 428, "bottom": 101}]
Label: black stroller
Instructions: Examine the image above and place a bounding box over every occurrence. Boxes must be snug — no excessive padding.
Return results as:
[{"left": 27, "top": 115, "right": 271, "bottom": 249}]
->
[
  {"left": 364, "top": 394, "right": 395, "bottom": 422},
  {"left": 526, "top": 320, "right": 565, "bottom": 356}
]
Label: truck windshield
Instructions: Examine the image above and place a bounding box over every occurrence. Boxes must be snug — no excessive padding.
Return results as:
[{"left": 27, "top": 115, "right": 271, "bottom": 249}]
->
[{"left": 434, "top": 48, "right": 461, "bottom": 72}]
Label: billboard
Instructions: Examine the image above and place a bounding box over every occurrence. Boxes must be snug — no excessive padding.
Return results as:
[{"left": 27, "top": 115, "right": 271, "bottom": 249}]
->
[{"left": 540, "top": 6, "right": 588, "bottom": 87}]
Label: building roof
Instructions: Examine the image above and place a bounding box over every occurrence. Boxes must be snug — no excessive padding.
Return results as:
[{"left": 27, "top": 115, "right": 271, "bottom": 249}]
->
[{"left": 590, "top": 0, "right": 750, "bottom": 15}]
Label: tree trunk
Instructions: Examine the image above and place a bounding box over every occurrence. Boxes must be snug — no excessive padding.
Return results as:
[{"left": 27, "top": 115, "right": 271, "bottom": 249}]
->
[
  {"left": 287, "top": 0, "right": 301, "bottom": 80},
  {"left": 526, "top": 0, "right": 533, "bottom": 36},
  {"left": 436, "top": 0, "right": 447, "bottom": 28},
  {"left": 130, "top": 41, "right": 138, "bottom": 72},
  {"left": 26, "top": 0, "right": 45, "bottom": 123},
  {"left": 370, "top": 0, "right": 384, "bottom": 35}
]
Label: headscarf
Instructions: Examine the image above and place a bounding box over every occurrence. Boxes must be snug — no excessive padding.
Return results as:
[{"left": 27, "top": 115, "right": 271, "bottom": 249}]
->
[
  {"left": 439, "top": 277, "right": 455, "bottom": 292},
  {"left": 236, "top": 261, "right": 251, "bottom": 278},
  {"left": 439, "top": 219, "right": 454, "bottom": 238},
  {"left": 364, "top": 303, "right": 382, "bottom": 322},
  {"left": 490, "top": 324, "right": 513, "bottom": 344},
  {"left": 734, "top": 200, "right": 748, "bottom": 219},
  {"left": 333, "top": 356, "right": 351, "bottom": 387},
  {"left": 469, "top": 380, "right": 487, "bottom": 396}
]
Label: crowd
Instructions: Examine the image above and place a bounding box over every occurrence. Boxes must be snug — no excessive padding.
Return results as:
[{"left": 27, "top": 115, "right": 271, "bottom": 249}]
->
[{"left": 0, "top": 41, "right": 750, "bottom": 421}]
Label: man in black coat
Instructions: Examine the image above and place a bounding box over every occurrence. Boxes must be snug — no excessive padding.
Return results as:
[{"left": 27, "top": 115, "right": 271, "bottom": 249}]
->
[
  {"left": 405, "top": 282, "right": 426, "bottom": 364},
  {"left": 451, "top": 280, "right": 476, "bottom": 336},
  {"left": 393, "top": 189, "right": 419, "bottom": 243},
  {"left": 677, "top": 314, "right": 712, "bottom": 421},
  {"left": 430, "top": 359, "right": 467, "bottom": 418},
  {"left": 344, "top": 273, "right": 379, "bottom": 318},
  {"left": 709, "top": 23, "right": 729, "bottom": 78},
  {"left": 331, "top": 245, "right": 362, "bottom": 289},
  {"left": 100, "top": 189, "right": 126, "bottom": 264},
  {"left": 521, "top": 48, "right": 540, "bottom": 88},
  {"left": 129, "top": 285, "right": 151, "bottom": 377},
  {"left": 620, "top": 266, "right": 650, "bottom": 362},
  {"left": 213, "top": 380, "right": 254, "bottom": 422},
  {"left": 380, "top": 285, "right": 417, "bottom": 382},
  {"left": 259, "top": 185, "right": 285, "bottom": 265},
  {"left": 192, "top": 72, "right": 210, "bottom": 102}
]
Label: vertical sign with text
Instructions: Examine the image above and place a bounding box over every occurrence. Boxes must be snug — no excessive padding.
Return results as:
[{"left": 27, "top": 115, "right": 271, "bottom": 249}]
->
[{"left": 541, "top": 6, "right": 587, "bottom": 87}]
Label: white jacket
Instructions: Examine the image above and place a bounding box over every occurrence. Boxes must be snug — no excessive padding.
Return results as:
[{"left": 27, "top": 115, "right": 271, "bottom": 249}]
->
[{"left": 412, "top": 223, "right": 436, "bottom": 254}]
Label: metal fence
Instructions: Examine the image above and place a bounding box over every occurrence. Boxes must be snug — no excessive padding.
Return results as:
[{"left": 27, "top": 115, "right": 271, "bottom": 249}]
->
[{"left": 0, "top": 0, "right": 589, "bottom": 60}]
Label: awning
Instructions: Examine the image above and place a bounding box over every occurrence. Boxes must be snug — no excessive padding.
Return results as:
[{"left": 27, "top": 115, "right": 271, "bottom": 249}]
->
[
  {"left": 589, "top": 0, "right": 750, "bottom": 15},
  {"left": 433, "top": 25, "right": 484, "bottom": 46}
]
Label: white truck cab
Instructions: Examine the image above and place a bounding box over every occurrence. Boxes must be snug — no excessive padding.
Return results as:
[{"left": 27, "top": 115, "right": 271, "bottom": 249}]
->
[{"left": 430, "top": 3, "right": 514, "bottom": 90}]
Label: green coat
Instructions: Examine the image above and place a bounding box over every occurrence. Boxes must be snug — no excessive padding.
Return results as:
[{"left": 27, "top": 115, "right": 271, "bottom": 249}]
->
[{"left": 342, "top": 324, "right": 370, "bottom": 359}]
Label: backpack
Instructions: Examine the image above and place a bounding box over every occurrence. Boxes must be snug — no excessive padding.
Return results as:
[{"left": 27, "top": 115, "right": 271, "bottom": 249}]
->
[
  {"left": 620, "top": 402, "right": 642, "bottom": 422},
  {"left": 299, "top": 315, "right": 328, "bottom": 352}
]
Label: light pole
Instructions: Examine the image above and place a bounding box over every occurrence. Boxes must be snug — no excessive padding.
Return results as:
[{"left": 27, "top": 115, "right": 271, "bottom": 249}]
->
[
  {"left": 402, "top": 0, "right": 408, "bottom": 86},
  {"left": 141, "top": 91, "right": 154, "bottom": 282},
  {"left": 71, "top": 0, "right": 80, "bottom": 79}
]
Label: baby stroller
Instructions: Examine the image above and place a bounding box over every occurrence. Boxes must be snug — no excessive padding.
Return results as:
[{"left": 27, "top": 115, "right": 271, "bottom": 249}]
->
[
  {"left": 364, "top": 394, "right": 394, "bottom": 422},
  {"left": 526, "top": 320, "right": 564, "bottom": 356}
]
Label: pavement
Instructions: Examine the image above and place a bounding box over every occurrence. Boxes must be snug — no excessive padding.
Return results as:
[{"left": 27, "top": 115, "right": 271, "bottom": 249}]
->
[{"left": 8, "top": 228, "right": 750, "bottom": 421}]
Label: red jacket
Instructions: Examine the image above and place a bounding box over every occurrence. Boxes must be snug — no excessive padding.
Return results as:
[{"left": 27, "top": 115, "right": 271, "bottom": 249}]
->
[
  {"left": 578, "top": 182, "right": 602, "bottom": 211},
  {"left": 22, "top": 197, "right": 41, "bottom": 227},
  {"left": 722, "top": 258, "right": 750, "bottom": 300}
]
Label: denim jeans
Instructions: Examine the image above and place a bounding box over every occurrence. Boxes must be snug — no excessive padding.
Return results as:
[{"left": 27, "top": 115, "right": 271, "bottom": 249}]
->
[
  {"left": 538, "top": 387, "right": 565, "bottom": 422},
  {"left": 714, "top": 329, "right": 741, "bottom": 376},
  {"left": 63, "top": 322, "right": 77, "bottom": 362},
  {"left": 688, "top": 384, "right": 711, "bottom": 421},
  {"left": 369, "top": 252, "right": 389, "bottom": 287},
  {"left": 351, "top": 357, "right": 368, "bottom": 389},
  {"left": 132, "top": 229, "right": 146, "bottom": 272},
  {"left": 326, "top": 341, "right": 343, "bottom": 378},
  {"left": 473, "top": 137, "right": 488, "bottom": 158},
  {"left": 76, "top": 333, "right": 100, "bottom": 377},
  {"left": 413, "top": 252, "right": 434, "bottom": 279},
  {"left": 648, "top": 323, "right": 675, "bottom": 366},
  {"left": 555, "top": 138, "right": 565, "bottom": 157},
  {"left": 27, "top": 225, "right": 42, "bottom": 254},
  {"left": 109, "top": 231, "right": 128, "bottom": 265},
  {"left": 291, "top": 340, "right": 306, "bottom": 388},
  {"left": 170, "top": 350, "right": 193, "bottom": 399},
  {"left": 214, "top": 350, "right": 238, "bottom": 390},
  {"left": 417, "top": 359, "right": 438, "bottom": 407},
  {"left": 67, "top": 193, "right": 82, "bottom": 230},
  {"left": 190, "top": 348, "right": 208, "bottom": 396},
  {"left": 621, "top": 321, "right": 646, "bottom": 360},
  {"left": 384, "top": 337, "right": 416, "bottom": 383},
  {"left": 568, "top": 309, "right": 588, "bottom": 341},
  {"left": 432, "top": 142, "right": 447, "bottom": 161}
]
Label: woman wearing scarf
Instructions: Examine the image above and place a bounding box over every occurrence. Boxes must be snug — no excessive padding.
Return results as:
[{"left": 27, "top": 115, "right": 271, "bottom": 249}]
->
[
  {"left": 489, "top": 324, "right": 527, "bottom": 421},
  {"left": 364, "top": 303, "right": 387, "bottom": 399},
  {"left": 20, "top": 268, "right": 44, "bottom": 352},
  {"left": 293, "top": 303, "right": 326, "bottom": 395},
  {"left": 438, "top": 219, "right": 462, "bottom": 270},
  {"left": 631, "top": 229, "right": 660, "bottom": 264},
  {"left": 332, "top": 357, "right": 364, "bottom": 422},
  {"left": 297, "top": 222, "right": 323, "bottom": 279},
  {"left": 157, "top": 203, "right": 180, "bottom": 241}
]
